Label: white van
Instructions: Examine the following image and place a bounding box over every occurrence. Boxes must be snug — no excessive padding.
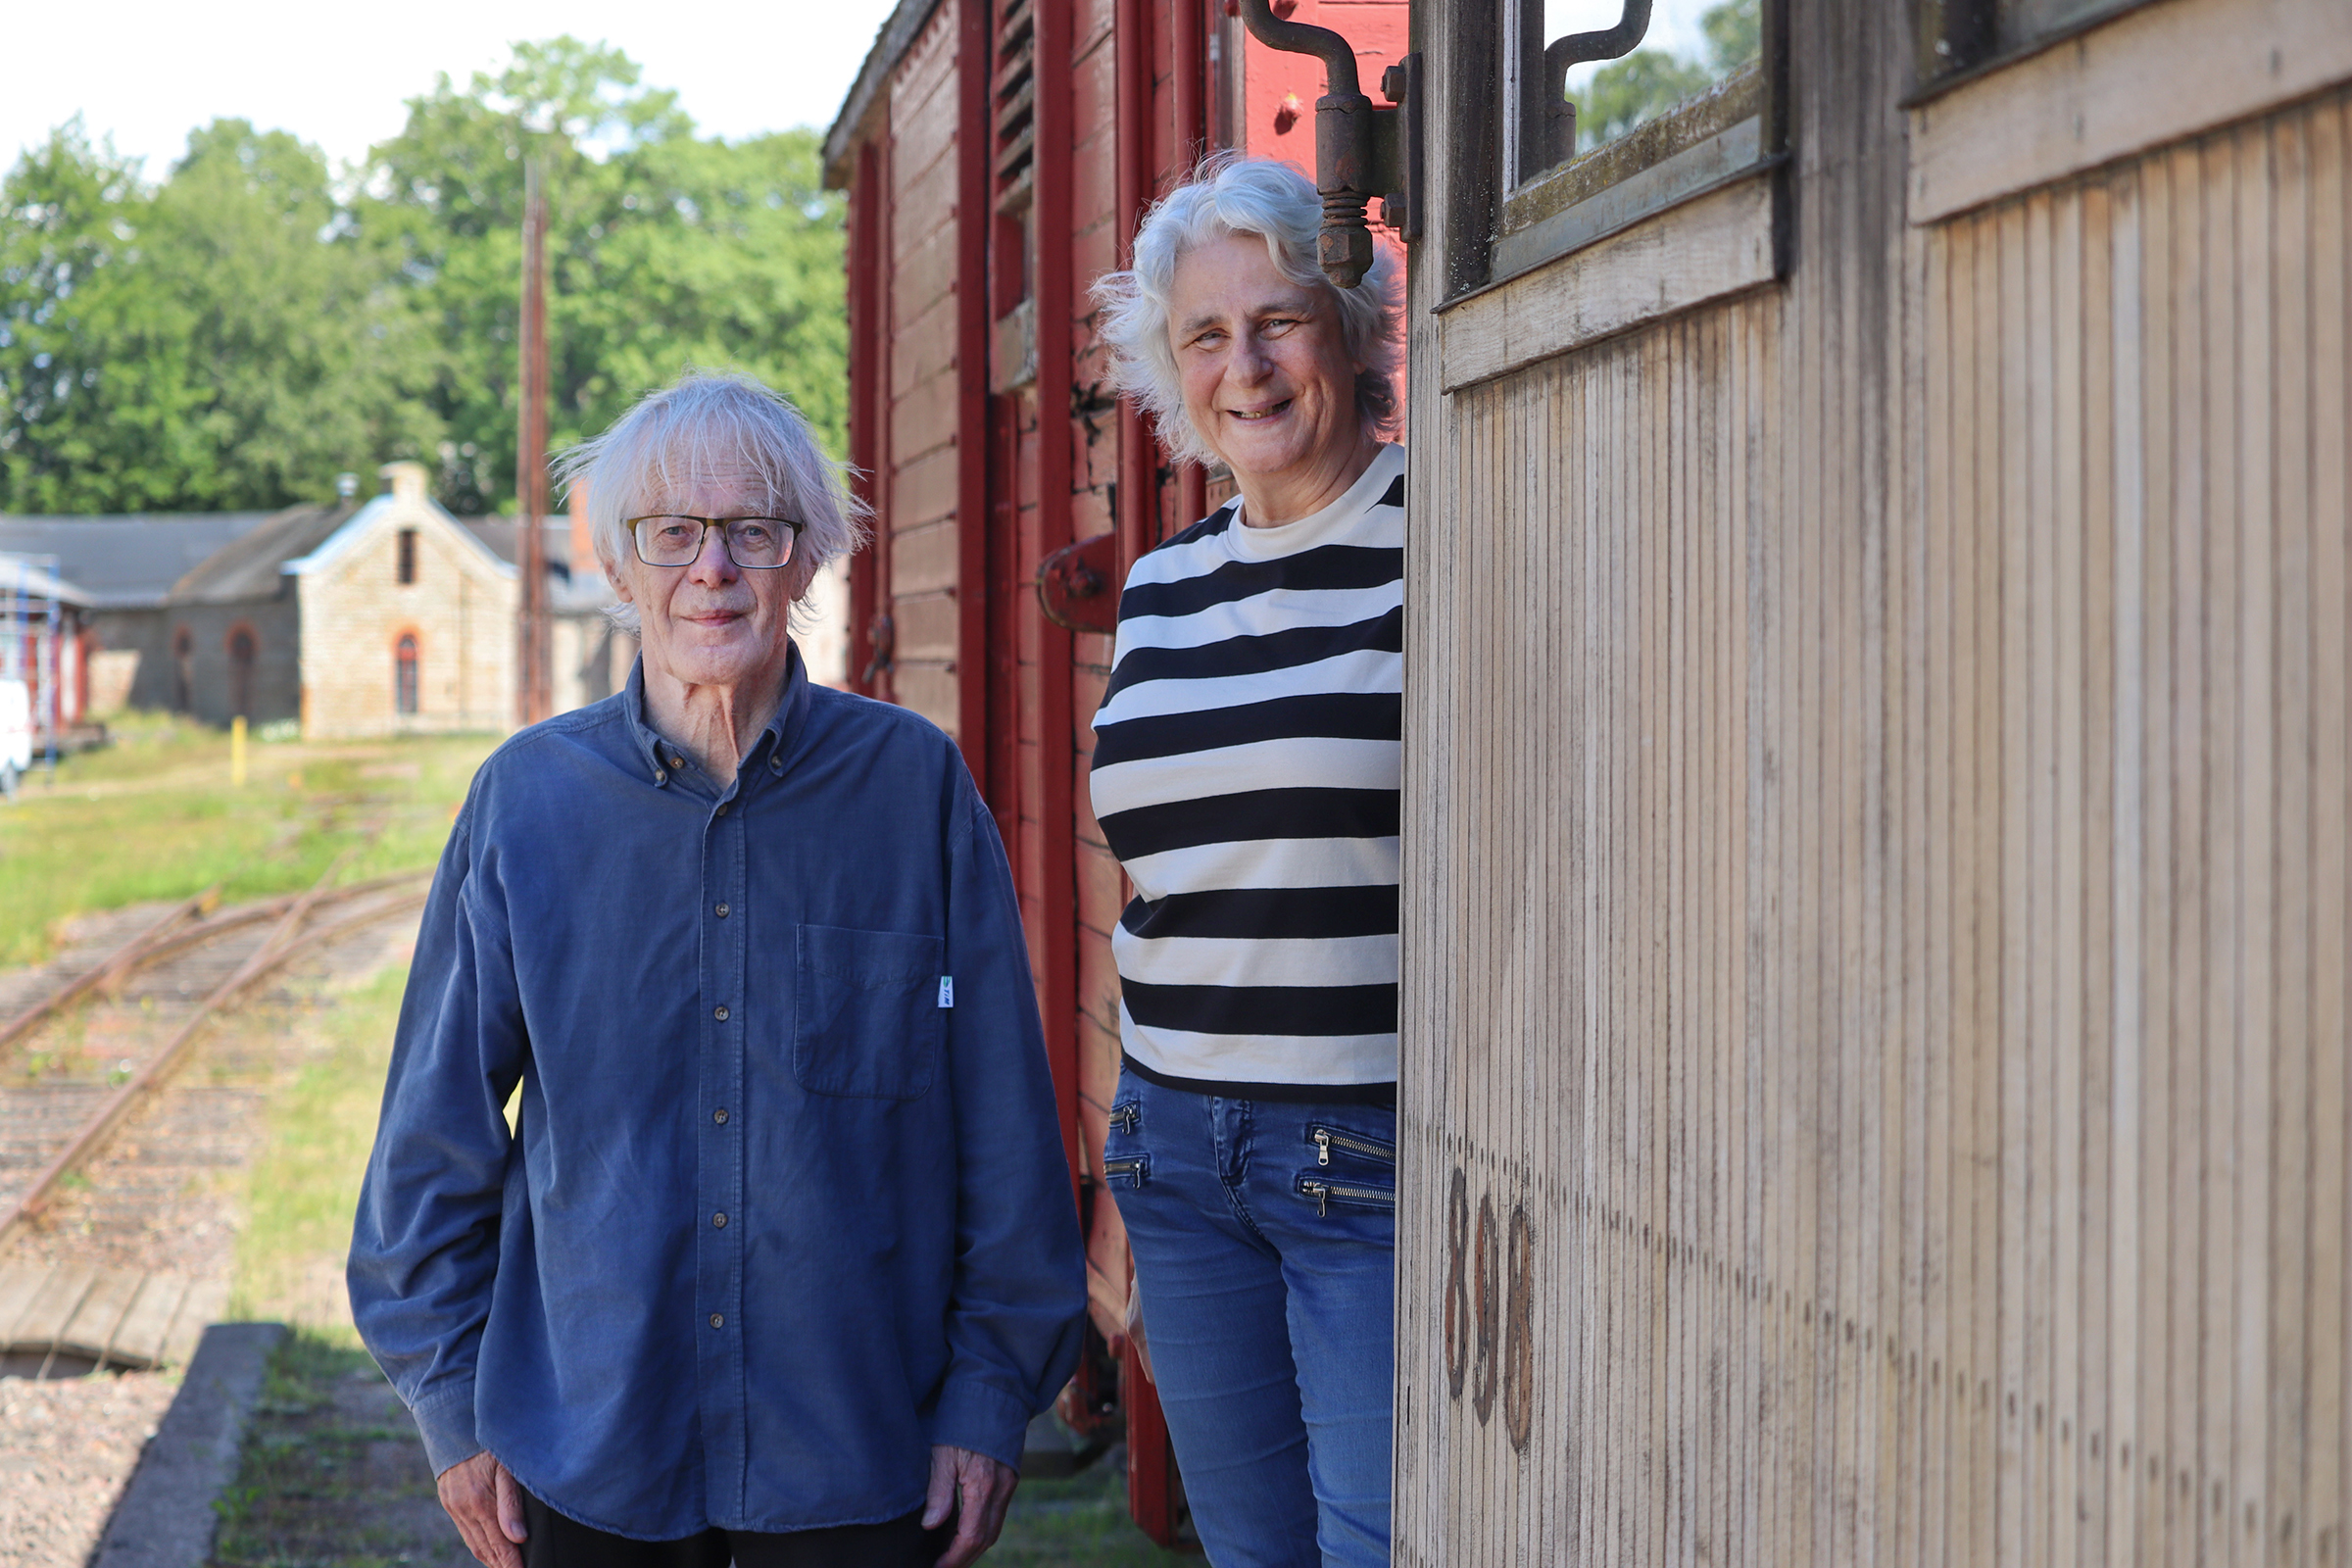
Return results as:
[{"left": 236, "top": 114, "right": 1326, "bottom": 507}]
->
[{"left": 0, "top": 678, "right": 29, "bottom": 800}]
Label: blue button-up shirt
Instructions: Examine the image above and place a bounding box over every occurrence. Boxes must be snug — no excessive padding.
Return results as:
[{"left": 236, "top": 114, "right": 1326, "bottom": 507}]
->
[{"left": 349, "top": 649, "right": 1085, "bottom": 1539}]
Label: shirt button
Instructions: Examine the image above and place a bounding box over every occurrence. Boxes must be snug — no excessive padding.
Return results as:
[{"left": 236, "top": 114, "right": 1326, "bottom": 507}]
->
[
  {"left": 768, "top": 757, "right": 782, "bottom": 773},
  {"left": 669, "top": 756, "right": 684, "bottom": 768},
  {"left": 712, "top": 1107, "right": 729, "bottom": 1124},
  {"left": 712, "top": 1212, "right": 728, "bottom": 1228},
  {"left": 714, "top": 903, "right": 730, "bottom": 918},
  {"left": 715, "top": 804, "right": 729, "bottom": 817},
  {"left": 713, "top": 1005, "right": 729, "bottom": 1021},
  {"left": 710, "top": 1313, "right": 724, "bottom": 1329},
  {"left": 653, "top": 768, "right": 667, "bottom": 785}
]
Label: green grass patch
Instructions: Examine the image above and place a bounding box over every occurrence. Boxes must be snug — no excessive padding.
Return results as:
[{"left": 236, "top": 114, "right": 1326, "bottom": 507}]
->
[
  {"left": 213, "top": 1330, "right": 466, "bottom": 1568},
  {"left": 992, "top": 1461, "right": 1196, "bottom": 1564},
  {"left": 231, "top": 964, "right": 410, "bottom": 1344},
  {"left": 0, "top": 711, "right": 493, "bottom": 966}
]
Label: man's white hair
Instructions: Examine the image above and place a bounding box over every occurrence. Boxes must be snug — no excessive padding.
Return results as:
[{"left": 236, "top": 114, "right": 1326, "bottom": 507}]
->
[
  {"left": 553, "top": 370, "right": 867, "bottom": 635},
  {"left": 1092, "top": 153, "right": 1400, "bottom": 469}
]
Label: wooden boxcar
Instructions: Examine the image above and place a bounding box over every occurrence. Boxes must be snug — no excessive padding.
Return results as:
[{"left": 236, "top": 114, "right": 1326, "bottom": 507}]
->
[
  {"left": 822, "top": 0, "right": 1406, "bottom": 1540},
  {"left": 1392, "top": 0, "right": 2352, "bottom": 1561}
]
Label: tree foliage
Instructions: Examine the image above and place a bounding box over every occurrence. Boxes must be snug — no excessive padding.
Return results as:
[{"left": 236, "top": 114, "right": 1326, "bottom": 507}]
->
[
  {"left": 1575, "top": 0, "right": 1762, "bottom": 152},
  {"left": 0, "top": 40, "right": 846, "bottom": 514}
]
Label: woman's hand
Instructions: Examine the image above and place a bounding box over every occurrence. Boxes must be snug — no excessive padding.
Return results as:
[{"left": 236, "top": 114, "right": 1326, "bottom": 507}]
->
[
  {"left": 1125, "top": 1273, "right": 1155, "bottom": 1385},
  {"left": 925, "top": 1444, "right": 1017, "bottom": 1567},
  {"left": 436, "top": 1450, "right": 527, "bottom": 1568}
]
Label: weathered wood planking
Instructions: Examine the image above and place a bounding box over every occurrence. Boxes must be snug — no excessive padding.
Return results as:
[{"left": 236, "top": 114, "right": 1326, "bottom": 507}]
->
[
  {"left": 1398, "top": 0, "right": 2352, "bottom": 1553},
  {"left": 0, "top": 1261, "right": 219, "bottom": 1369}
]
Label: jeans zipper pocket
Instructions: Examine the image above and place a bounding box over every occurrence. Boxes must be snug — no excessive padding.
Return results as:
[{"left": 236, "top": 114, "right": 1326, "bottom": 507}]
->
[
  {"left": 1298, "top": 1176, "right": 1396, "bottom": 1216},
  {"left": 1102, "top": 1154, "right": 1148, "bottom": 1188},
  {"left": 1109, "top": 1102, "right": 1140, "bottom": 1136},
  {"left": 1308, "top": 1125, "right": 1396, "bottom": 1168}
]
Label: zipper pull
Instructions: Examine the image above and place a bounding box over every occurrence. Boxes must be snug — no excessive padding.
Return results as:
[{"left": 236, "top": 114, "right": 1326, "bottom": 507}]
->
[
  {"left": 1313, "top": 1128, "right": 1332, "bottom": 1166},
  {"left": 1112, "top": 1104, "right": 1138, "bottom": 1135},
  {"left": 1304, "top": 1180, "right": 1330, "bottom": 1217}
]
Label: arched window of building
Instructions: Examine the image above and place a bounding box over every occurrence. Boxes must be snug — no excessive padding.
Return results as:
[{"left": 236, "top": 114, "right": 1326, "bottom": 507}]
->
[
  {"left": 395, "top": 634, "right": 419, "bottom": 715},
  {"left": 226, "top": 625, "right": 256, "bottom": 719}
]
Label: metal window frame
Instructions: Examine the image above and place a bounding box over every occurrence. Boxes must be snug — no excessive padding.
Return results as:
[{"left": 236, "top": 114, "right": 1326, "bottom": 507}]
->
[{"left": 1444, "top": 0, "right": 1789, "bottom": 303}]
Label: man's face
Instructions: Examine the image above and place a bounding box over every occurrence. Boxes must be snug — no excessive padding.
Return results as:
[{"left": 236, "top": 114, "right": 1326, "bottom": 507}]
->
[
  {"left": 609, "top": 469, "right": 802, "bottom": 691},
  {"left": 1166, "top": 231, "right": 1362, "bottom": 485}
]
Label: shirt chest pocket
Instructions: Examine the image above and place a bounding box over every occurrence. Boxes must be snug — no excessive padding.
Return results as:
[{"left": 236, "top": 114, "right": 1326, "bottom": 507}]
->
[{"left": 792, "top": 924, "right": 947, "bottom": 1100}]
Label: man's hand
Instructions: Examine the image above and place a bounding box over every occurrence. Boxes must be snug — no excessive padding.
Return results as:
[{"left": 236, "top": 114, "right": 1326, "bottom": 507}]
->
[
  {"left": 437, "top": 1449, "right": 527, "bottom": 1568},
  {"left": 923, "top": 1444, "right": 1016, "bottom": 1568}
]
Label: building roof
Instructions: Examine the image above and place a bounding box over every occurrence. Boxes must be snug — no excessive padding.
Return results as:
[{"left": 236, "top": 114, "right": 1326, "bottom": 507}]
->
[
  {"left": 0, "top": 514, "right": 274, "bottom": 609},
  {"left": 823, "top": 0, "right": 946, "bottom": 184},
  {"left": 172, "top": 501, "right": 359, "bottom": 603},
  {"left": 283, "top": 494, "right": 514, "bottom": 584},
  {"left": 462, "top": 516, "right": 616, "bottom": 614},
  {"left": 0, "top": 553, "right": 94, "bottom": 609}
]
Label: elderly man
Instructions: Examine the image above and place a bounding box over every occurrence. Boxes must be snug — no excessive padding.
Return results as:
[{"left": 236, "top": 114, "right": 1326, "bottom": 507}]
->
[{"left": 350, "top": 371, "right": 1085, "bottom": 1568}]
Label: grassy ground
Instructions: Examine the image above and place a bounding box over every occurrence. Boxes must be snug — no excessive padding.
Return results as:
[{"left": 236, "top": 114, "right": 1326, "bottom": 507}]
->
[
  {"left": 0, "top": 710, "right": 495, "bottom": 967},
  {"left": 228, "top": 964, "right": 411, "bottom": 1338},
  {"left": 216, "top": 1334, "right": 1186, "bottom": 1568}
]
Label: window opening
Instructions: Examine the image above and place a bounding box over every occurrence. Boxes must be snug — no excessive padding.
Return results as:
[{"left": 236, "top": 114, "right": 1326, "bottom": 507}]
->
[
  {"left": 397, "top": 528, "right": 418, "bottom": 585},
  {"left": 227, "top": 627, "right": 256, "bottom": 720},
  {"left": 395, "top": 635, "right": 419, "bottom": 716},
  {"left": 172, "top": 626, "right": 193, "bottom": 711},
  {"left": 1508, "top": 0, "right": 1759, "bottom": 189}
]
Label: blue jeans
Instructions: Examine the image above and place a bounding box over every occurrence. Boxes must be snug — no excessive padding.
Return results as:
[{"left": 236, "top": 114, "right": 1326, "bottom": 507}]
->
[{"left": 1105, "top": 1066, "right": 1396, "bottom": 1567}]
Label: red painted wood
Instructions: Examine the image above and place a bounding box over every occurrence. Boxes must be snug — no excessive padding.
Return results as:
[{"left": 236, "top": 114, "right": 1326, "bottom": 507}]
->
[
  {"left": 1124, "top": 1340, "right": 1185, "bottom": 1546},
  {"left": 1034, "top": 0, "right": 1084, "bottom": 1207},
  {"left": 956, "top": 0, "right": 992, "bottom": 775},
  {"left": 846, "top": 142, "right": 884, "bottom": 699}
]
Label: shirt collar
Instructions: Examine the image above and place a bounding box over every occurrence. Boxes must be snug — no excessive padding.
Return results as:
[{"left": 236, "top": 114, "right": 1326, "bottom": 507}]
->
[{"left": 622, "top": 641, "right": 812, "bottom": 790}]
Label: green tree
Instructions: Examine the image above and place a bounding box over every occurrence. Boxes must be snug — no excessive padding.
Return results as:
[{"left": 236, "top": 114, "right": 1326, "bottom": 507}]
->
[
  {"left": 0, "top": 121, "right": 440, "bottom": 512},
  {"left": 353, "top": 37, "right": 847, "bottom": 513},
  {"left": 0, "top": 38, "right": 846, "bottom": 516},
  {"left": 0, "top": 122, "right": 213, "bottom": 511}
]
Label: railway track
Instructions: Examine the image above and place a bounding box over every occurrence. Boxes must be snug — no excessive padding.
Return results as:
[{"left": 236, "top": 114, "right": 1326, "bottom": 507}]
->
[{"left": 0, "top": 863, "right": 432, "bottom": 1289}]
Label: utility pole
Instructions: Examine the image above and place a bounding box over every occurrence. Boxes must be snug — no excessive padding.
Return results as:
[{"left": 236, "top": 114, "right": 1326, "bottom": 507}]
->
[{"left": 514, "top": 153, "right": 553, "bottom": 727}]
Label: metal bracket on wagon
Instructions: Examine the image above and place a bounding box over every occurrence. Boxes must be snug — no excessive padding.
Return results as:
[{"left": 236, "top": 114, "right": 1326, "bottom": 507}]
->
[
  {"left": 1233, "top": 0, "right": 1420, "bottom": 284},
  {"left": 1036, "top": 532, "right": 1119, "bottom": 635}
]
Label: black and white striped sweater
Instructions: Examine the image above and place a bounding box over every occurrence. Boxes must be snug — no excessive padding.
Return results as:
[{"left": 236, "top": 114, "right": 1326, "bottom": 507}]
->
[{"left": 1088, "top": 444, "right": 1404, "bottom": 1099}]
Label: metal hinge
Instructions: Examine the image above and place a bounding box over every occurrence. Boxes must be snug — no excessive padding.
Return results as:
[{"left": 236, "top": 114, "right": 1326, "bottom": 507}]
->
[{"left": 1235, "top": 0, "right": 1421, "bottom": 285}]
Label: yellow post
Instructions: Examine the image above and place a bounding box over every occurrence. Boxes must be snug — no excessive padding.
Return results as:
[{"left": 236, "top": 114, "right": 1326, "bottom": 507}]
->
[{"left": 230, "top": 714, "right": 247, "bottom": 787}]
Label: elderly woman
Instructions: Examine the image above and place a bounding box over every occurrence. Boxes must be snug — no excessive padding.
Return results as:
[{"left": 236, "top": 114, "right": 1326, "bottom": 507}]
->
[
  {"left": 349, "top": 372, "right": 1085, "bottom": 1568},
  {"left": 1090, "top": 157, "right": 1404, "bottom": 1567}
]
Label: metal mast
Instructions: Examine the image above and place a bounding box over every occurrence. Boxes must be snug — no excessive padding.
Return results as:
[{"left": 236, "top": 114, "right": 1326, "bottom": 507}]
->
[{"left": 514, "top": 153, "right": 553, "bottom": 726}]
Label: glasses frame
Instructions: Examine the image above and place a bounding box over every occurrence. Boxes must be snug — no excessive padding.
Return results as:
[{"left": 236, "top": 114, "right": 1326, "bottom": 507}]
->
[{"left": 623, "top": 514, "right": 807, "bottom": 570}]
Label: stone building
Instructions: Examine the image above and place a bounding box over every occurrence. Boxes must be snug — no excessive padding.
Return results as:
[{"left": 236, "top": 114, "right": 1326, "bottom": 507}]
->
[{"left": 287, "top": 462, "right": 521, "bottom": 737}]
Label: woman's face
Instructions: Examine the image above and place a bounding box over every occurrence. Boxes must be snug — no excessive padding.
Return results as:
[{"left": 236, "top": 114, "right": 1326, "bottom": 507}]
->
[
  {"left": 1167, "top": 231, "right": 1365, "bottom": 490},
  {"left": 609, "top": 468, "right": 801, "bottom": 693}
]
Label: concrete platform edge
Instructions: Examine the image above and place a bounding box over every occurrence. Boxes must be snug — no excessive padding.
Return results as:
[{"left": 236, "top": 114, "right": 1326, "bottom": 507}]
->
[{"left": 92, "top": 1321, "right": 287, "bottom": 1568}]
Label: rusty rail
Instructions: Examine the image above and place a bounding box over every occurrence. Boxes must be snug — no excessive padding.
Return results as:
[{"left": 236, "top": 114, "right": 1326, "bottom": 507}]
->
[
  {"left": 0, "top": 856, "right": 429, "bottom": 1253},
  {"left": 0, "top": 885, "right": 220, "bottom": 1054},
  {"left": 0, "top": 869, "right": 432, "bottom": 1057}
]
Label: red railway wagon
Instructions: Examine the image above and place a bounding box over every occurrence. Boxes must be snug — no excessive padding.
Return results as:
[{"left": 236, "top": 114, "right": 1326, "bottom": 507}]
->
[{"left": 822, "top": 0, "right": 1405, "bottom": 1541}]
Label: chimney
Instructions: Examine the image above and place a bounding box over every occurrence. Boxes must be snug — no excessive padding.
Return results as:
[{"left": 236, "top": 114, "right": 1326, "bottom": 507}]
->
[{"left": 379, "top": 461, "right": 430, "bottom": 505}]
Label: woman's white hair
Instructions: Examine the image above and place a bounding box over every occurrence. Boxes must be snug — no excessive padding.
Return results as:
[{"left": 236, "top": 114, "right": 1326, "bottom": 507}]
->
[
  {"left": 1092, "top": 153, "right": 1400, "bottom": 468},
  {"left": 553, "top": 369, "right": 868, "bottom": 634}
]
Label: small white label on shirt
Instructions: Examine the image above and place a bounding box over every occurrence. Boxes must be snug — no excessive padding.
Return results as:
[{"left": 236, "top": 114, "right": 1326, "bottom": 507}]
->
[{"left": 938, "top": 976, "right": 955, "bottom": 1008}]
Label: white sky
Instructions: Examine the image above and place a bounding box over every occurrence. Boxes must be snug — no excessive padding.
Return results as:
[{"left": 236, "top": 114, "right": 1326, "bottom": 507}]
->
[{"left": 3, "top": 0, "right": 908, "bottom": 181}]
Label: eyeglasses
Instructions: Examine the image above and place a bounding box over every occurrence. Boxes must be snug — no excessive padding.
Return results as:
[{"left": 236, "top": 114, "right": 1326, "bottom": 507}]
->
[{"left": 625, "top": 514, "right": 806, "bottom": 570}]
